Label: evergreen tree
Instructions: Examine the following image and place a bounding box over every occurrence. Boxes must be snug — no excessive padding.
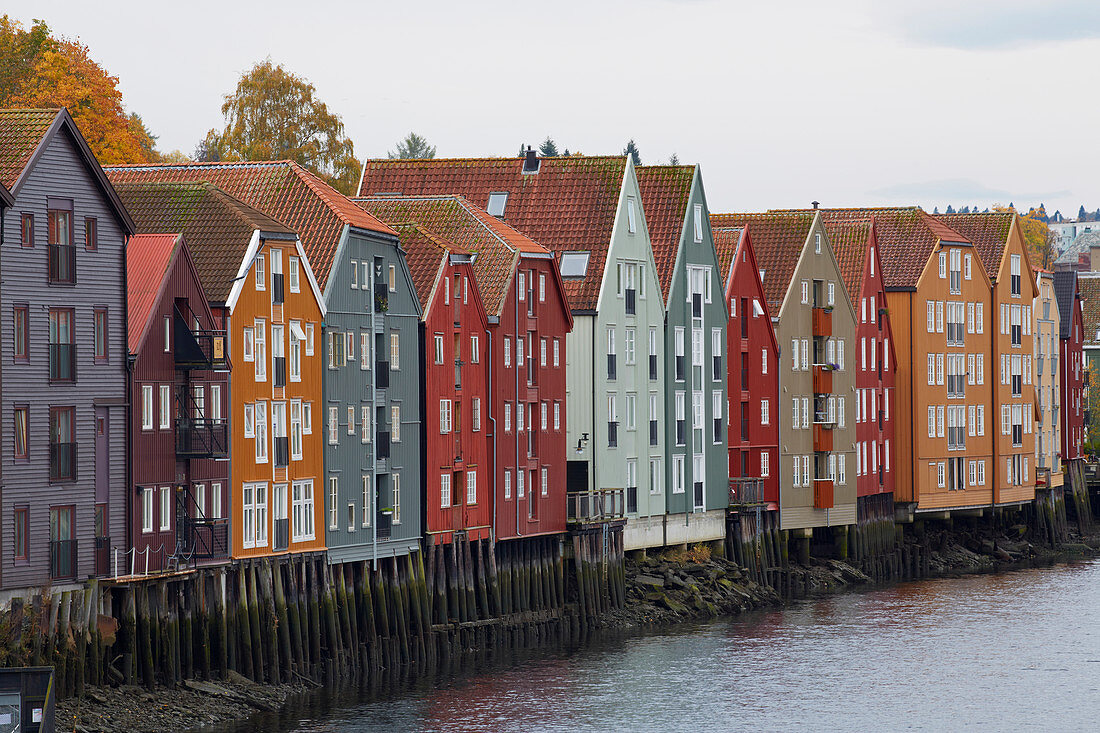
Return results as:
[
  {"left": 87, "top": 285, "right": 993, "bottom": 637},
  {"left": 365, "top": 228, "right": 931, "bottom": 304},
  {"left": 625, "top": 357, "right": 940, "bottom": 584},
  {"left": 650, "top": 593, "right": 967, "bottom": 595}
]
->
[
  {"left": 563, "top": 149, "right": 570, "bottom": 156},
  {"left": 668, "top": 153, "right": 680, "bottom": 165},
  {"left": 538, "top": 136, "right": 559, "bottom": 157},
  {"left": 388, "top": 132, "right": 436, "bottom": 160},
  {"left": 1078, "top": 205, "right": 1087, "bottom": 220},
  {"left": 933, "top": 206, "right": 940, "bottom": 215},
  {"left": 946, "top": 205, "right": 955, "bottom": 214},
  {"left": 623, "top": 139, "right": 641, "bottom": 167}
]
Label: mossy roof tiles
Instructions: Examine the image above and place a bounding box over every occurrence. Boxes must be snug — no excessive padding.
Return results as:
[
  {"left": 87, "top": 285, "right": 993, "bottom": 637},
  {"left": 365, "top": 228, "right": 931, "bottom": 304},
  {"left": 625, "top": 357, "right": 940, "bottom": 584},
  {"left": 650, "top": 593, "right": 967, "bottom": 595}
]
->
[
  {"left": 636, "top": 164, "right": 695, "bottom": 300},
  {"left": 113, "top": 181, "right": 294, "bottom": 303},
  {"left": 935, "top": 212, "right": 1015, "bottom": 281},
  {"left": 0, "top": 108, "right": 56, "bottom": 190},
  {"left": 389, "top": 223, "right": 451, "bottom": 309},
  {"left": 359, "top": 155, "right": 627, "bottom": 311},
  {"left": 710, "top": 212, "right": 815, "bottom": 313},
  {"left": 357, "top": 194, "right": 547, "bottom": 317},
  {"left": 105, "top": 160, "right": 395, "bottom": 290},
  {"left": 712, "top": 225, "right": 744, "bottom": 285},
  {"left": 823, "top": 218, "right": 873, "bottom": 301}
]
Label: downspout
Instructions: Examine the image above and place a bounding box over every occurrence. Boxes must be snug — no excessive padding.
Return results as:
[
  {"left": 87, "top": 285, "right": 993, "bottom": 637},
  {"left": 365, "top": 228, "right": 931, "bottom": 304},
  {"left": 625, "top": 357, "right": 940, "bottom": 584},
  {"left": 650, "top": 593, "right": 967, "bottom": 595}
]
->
[
  {"left": 371, "top": 281, "right": 379, "bottom": 570},
  {"left": 990, "top": 285, "right": 996, "bottom": 515},
  {"left": 515, "top": 275, "right": 522, "bottom": 537},
  {"left": 488, "top": 328, "right": 498, "bottom": 542}
]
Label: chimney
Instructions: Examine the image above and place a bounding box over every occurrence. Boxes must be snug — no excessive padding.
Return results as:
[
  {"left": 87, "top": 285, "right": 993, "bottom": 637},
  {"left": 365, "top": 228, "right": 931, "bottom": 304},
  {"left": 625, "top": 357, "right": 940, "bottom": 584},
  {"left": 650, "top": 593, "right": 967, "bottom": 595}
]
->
[
  {"left": 523, "top": 145, "right": 540, "bottom": 174},
  {"left": 812, "top": 201, "right": 820, "bottom": 210}
]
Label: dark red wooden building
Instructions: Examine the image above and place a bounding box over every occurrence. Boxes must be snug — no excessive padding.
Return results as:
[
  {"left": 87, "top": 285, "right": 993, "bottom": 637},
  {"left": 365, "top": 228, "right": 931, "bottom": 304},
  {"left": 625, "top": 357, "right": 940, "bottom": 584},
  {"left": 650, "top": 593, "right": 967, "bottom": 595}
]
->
[
  {"left": 392, "top": 222, "right": 493, "bottom": 544},
  {"left": 826, "top": 218, "right": 897, "bottom": 506},
  {"left": 127, "top": 233, "right": 230, "bottom": 573},
  {"left": 1055, "top": 270, "right": 1086, "bottom": 465},
  {"left": 359, "top": 195, "right": 573, "bottom": 541},
  {"left": 713, "top": 225, "right": 779, "bottom": 507}
]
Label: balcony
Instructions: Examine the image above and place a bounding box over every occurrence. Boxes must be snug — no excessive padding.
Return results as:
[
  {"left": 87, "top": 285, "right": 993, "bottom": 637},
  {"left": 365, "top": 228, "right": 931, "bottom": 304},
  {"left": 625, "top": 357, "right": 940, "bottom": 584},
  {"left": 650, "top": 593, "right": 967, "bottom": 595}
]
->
[
  {"left": 812, "top": 306, "right": 832, "bottom": 337},
  {"left": 49, "top": 343, "right": 76, "bottom": 382},
  {"left": 173, "top": 311, "right": 229, "bottom": 371},
  {"left": 813, "top": 479, "right": 834, "bottom": 509},
  {"left": 184, "top": 518, "right": 229, "bottom": 559},
  {"left": 272, "top": 273, "right": 285, "bottom": 304},
  {"left": 374, "top": 282, "right": 389, "bottom": 313},
  {"left": 813, "top": 422, "right": 833, "bottom": 452},
  {"left": 273, "top": 355, "right": 286, "bottom": 388},
  {"left": 376, "top": 362, "right": 390, "bottom": 388},
  {"left": 608, "top": 353, "right": 617, "bottom": 381},
  {"left": 377, "top": 431, "right": 391, "bottom": 459},
  {"left": 812, "top": 364, "right": 833, "bottom": 394},
  {"left": 376, "top": 510, "right": 393, "bottom": 540},
  {"left": 175, "top": 419, "right": 229, "bottom": 459},
  {"left": 626, "top": 486, "right": 637, "bottom": 514},
  {"left": 48, "top": 243, "right": 76, "bottom": 284},
  {"left": 273, "top": 517, "right": 289, "bottom": 551},
  {"left": 649, "top": 353, "right": 658, "bottom": 381},
  {"left": 608, "top": 421, "right": 618, "bottom": 448},
  {"left": 567, "top": 488, "right": 625, "bottom": 524},
  {"left": 274, "top": 436, "right": 289, "bottom": 468},
  {"left": 49, "top": 442, "right": 77, "bottom": 482},
  {"left": 50, "top": 539, "right": 77, "bottom": 580},
  {"left": 729, "top": 477, "right": 765, "bottom": 506},
  {"left": 625, "top": 288, "right": 636, "bottom": 315}
]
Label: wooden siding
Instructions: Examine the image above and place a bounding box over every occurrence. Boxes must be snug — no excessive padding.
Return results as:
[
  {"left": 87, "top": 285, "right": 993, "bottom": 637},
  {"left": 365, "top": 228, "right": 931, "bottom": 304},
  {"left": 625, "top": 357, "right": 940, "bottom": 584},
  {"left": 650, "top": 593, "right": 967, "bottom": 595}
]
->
[
  {"left": 422, "top": 259, "right": 492, "bottom": 544},
  {"left": 130, "top": 243, "right": 229, "bottom": 572},
  {"left": 727, "top": 232, "right": 780, "bottom": 506},
  {"left": 1, "top": 126, "right": 129, "bottom": 589},
  {"left": 1060, "top": 296, "right": 1085, "bottom": 461},
  {"left": 776, "top": 217, "right": 857, "bottom": 531},
  {"left": 854, "top": 239, "right": 897, "bottom": 499},
  {"left": 321, "top": 228, "right": 422, "bottom": 564},
  {"left": 1034, "top": 273, "right": 1062, "bottom": 487},
  {"left": 491, "top": 256, "right": 571, "bottom": 540},
  {"left": 230, "top": 236, "right": 325, "bottom": 559},
  {"left": 663, "top": 174, "right": 729, "bottom": 518}
]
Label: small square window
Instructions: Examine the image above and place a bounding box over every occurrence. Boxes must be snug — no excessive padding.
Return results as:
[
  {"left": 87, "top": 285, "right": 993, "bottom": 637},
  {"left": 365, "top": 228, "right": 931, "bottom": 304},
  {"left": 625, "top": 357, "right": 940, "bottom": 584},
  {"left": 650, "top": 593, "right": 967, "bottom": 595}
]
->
[{"left": 85, "top": 217, "right": 98, "bottom": 251}]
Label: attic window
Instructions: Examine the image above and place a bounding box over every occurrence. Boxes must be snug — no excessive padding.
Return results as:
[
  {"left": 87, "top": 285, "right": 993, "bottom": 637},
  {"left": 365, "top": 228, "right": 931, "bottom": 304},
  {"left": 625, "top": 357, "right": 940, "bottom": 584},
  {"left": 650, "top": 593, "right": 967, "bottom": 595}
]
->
[
  {"left": 627, "top": 198, "right": 637, "bottom": 234},
  {"left": 814, "top": 233, "right": 821, "bottom": 254},
  {"left": 759, "top": 269, "right": 765, "bottom": 282},
  {"left": 487, "top": 192, "right": 508, "bottom": 217},
  {"left": 753, "top": 299, "right": 764, "bottom": 317},
  {"left": 559, "top": 252, "right": 590, "bottom": 278}
]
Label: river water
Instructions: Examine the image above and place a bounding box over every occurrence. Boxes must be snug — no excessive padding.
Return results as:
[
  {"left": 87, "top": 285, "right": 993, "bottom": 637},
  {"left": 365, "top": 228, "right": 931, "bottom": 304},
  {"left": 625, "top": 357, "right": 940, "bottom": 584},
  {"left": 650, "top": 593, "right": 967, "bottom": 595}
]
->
[{"left": 234, "top": 560, "right": 1100, "bottom": 732}]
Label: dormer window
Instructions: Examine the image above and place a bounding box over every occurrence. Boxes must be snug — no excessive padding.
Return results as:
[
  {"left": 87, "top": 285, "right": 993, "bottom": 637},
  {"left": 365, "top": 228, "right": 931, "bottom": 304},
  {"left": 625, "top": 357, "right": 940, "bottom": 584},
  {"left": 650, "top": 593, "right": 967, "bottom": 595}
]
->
[
  {"left": 559, "top": 252, "right": 590, "bottom": 278},
  {"left": 488, "top": 192, "right": 508, "bottom": 217}
]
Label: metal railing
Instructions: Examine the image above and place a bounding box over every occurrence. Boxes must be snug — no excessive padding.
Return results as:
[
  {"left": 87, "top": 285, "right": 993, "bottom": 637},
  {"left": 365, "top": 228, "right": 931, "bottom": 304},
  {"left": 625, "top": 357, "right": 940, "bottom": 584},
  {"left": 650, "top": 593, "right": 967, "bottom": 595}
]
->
[
  {"left": 49, "top": 442, "right": 77, "bottom": 481},
  {"left": 49, "top": 539, "right": 77, "bottom": 580},
  {"left": 175, "top": 418, "right": 229, "bottom": 459},
  {"left": 567, "top": 488, "right": 625, "bottom": 523},
  {"left": 48, "top": 243, "right": 76, "bottom": 283},
  {"left": 49, "top": 343, "right": 76, "bottom": 382}
]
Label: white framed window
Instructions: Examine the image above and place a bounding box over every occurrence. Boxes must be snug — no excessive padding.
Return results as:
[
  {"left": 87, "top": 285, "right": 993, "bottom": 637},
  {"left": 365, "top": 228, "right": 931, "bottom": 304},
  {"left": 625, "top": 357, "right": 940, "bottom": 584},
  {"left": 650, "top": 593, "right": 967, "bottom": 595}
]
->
[
  {"left": 541, "top": 467, "right": 549, "bottom": 496},
  {"left": 391, "top": 404, "right": 401, "bottom": 442},
  {"left": 801, "top": 280, "right": 809, "bottom": 304},
  {"left": 255, "top": 401, "right": 268, "bottom": 462},
  {"left": 517, "top": 470, "right": 525, "bottom": 498},
  {"left": 292, "top": 479, "right": 315, "bottom": 542},
  {"left": 361, "top": 405, "right": 371, "bottom": 443},
  {"left": 542, "top": 401, "right": 549, "bottom": 430},
  {"left": 390, "top": 332, "right": 400, "bottom": 370},
  {"left": 672, "top": 455, "right": 685, "bottom": 494},
  {"left": 468, "top": 470, "right": 478, "bottom": 504},
  {"left": 254, "top": 319, "right": 266, "bottom": 381},
  {"left": 760, "top": 451, "right": 770, "bottom": 478},
  {"left": 289, "top": 255, "right": 300, "bottom": 292},
  {"left": 255, "top": 253, "right": 266, "bottom": 291},
  {"left": 434, "top": 334, "right": 445, "bottom": 364},
  {"left": 328, "top": 406, "right": 339, "bottom": 445},
  {"left": 554, "top": 401, "right": 561, "bottom": 431},
  {"left": 761, "top": 399, "right": 770, "bottom": 425},
  {"left": 243, "top": 403, "right": 255, "bottom": 438},
  {"left": 329, "top": 477, "right": 339, "bottom": 530},
  {"left": 305, "top": 323, "right": 315, "bottom": 356},
  {"left": 693, "top": 203, "right": 704, "bottom": 243},
  {"left": 627, "top": 197, "right": 637, "bottom": 234},
  {"left": 504, "top": 470, "right": 512, "bottom": 500},
  {"left": 624, "top": 328, "right": 635, "bottom": 365},
  {"left": 346, "top": 405, "right": 355, "bottom": 435},
  {"left": 472, "top": 398, "right": 481, "bottom": 432},
  {"left": 142, "top": 385, "right": 154, "bottom": 430},
  {"left": 539, "top": 272, "right": 546, "bottom": 302},
  {"left": 440, "top": 473, "right": 451, "bottom": 508},
  {"left": 440, "top": 399, "right": 453, "bottom": 434},
  {"left": 392, "top": 474, "right": 402, "bottom": 524},
  {"left": 471, "top": 335, "right": 480, "bottom": 364},
  {"left": 553, "top": 338, "right": 560, "bottom": 367},
  {"left": 362, "top": 476, "right": 371, "bottom": 527},
  {"left": 242, "top": 484, "right": 255, "bottom": 548},
  {"left": 291, "top": 400, "right": 303, "bottom": 460},
  {"left": 159, "top": 486, "right": 171, "bottom": 531},
  {"left": 159, "top": 385, "right": 172, "bottom": 429}
]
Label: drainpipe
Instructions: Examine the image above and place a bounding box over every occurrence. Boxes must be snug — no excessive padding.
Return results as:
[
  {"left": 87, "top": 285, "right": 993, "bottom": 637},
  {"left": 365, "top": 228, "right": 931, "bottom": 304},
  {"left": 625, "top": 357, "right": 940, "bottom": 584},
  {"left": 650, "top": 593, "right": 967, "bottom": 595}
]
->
[
  {"left": 371, "top": 281, "right": 379, "bottom": 570},
  {"left": 515, "top": 275, "right": 522, "bottom": 537},
  {"left": 488, "top": 328, "right": 498, "bottom": 542}
]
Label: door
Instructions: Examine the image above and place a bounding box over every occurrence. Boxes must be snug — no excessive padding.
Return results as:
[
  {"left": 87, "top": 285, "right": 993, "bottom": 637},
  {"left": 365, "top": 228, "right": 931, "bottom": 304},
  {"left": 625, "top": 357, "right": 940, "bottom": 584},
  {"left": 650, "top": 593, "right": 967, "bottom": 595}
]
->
[
  {"left": 453, "top": 471, "right": 464, "bottom": 532},
  {"left": 273, "top": 484, "right": 288, "bottom": 551},
  {"left": 95, "top": 408, "right": 109, "bottom": 503}
]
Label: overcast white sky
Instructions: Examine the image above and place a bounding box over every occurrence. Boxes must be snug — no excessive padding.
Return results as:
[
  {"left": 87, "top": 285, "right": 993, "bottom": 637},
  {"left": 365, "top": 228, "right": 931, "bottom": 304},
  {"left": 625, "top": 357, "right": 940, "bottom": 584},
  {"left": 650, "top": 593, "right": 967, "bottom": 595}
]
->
[{"left": 13, "top": 0, "right": 1100, "bottom": 216}]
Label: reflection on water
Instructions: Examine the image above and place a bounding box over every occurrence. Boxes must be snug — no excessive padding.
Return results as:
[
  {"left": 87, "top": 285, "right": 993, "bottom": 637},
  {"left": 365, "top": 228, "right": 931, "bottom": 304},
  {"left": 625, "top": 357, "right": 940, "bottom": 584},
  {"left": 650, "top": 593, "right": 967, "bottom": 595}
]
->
[{"left": 230, "top": 560, "right": 1100, "bottom": 732}]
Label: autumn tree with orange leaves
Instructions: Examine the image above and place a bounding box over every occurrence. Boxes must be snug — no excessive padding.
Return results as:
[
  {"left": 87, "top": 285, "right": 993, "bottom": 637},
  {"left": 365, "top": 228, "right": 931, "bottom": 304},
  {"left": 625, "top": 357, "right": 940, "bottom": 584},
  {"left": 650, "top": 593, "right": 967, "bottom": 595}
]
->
[
  {"left": 0, "top": 15, "right": 164, "bottom": 164},
  {"left": 993, "top": 204, "right": 1057, "bottom": 270},
  {"left": 198, "top": 60, "right": 361, "bottom": 194}
]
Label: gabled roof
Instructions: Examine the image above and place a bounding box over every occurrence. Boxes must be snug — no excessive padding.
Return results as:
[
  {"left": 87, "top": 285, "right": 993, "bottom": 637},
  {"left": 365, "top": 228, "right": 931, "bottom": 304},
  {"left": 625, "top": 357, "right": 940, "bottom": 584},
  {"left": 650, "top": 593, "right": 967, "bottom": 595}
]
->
[
  {"left": 359, "top": 155, "right": 628, "bottom": 310},
  {"left": 710, "top": 212, "right": 815, "bottom": 312},
  {"left": 388, "top": 223, "right": 452, "bottom": 309},
  {"left": 113, "top": 181, "right": 295, "bottom": 303},
  {"left": 1055, "top": 229, "right": 1100, "bottom": 266},
  {"left": 0, "top": 108, "right": 132, "bottom": 228},
  {"left": 636, "top": 164, "right": 695, "bottom": 300},
  {"left": 773, "top": 207, "right": 971, "bottom": 290},
  {"left": 105, "top": 160, "right": 396, "bottom": 290},
  {"left": 1053, "top": 269, "right": 1079, "bottom": 339},
  {"left": 1077, "top": 273, "right": 1100, "bottom": 348},
  {"left": 936, "top": 212, "right": 1015, "bottom": 281},
  {"left": 355, "top": 194, "right": 552, "bottom": 318},
  {"left": 823, "top": 218, "right": 873, "bottom": 301},
  {"left": 712, "top": 225, "right": 744, "bottom": 286},
  {"left": 127, "top": 233, "right": 182, "bottom": 352}
]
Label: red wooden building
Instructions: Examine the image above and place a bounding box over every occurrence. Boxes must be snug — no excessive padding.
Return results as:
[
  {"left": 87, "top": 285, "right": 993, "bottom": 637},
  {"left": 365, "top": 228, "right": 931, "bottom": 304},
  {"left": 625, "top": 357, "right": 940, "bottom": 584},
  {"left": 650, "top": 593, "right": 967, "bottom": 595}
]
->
[
  {"left": 391, "top": 221, "right": 493, "bottom": 544},
  {"left": 1055, "top": 270, "right": 1086, "bottom": 466},
  {"left": 358, "top": 195, "right": 573, "bottom": 540},
  {"left": 826, "top": 218, "right": 897, "bottom": 505},
  {"left": 127, "top": 233, "right": 230, "bottom": 573},
  {"left": 713, "top": 225, "right": 779, "bottom": 507}
]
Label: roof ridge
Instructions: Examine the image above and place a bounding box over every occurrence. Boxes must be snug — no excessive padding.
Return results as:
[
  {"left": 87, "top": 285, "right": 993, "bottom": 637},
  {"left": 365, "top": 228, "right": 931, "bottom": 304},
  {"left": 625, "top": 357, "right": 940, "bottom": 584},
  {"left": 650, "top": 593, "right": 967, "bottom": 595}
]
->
[{"left": 368, "top": 154, "right": 627, "bottom": 165}]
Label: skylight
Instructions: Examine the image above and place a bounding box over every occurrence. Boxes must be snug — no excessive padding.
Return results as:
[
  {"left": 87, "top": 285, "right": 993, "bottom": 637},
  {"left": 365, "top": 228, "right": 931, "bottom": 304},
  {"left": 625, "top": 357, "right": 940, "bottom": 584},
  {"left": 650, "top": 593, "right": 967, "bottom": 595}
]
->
[
  {"left": 487, "top": 192, "right": 508, "bottom": 217},
  {"left": 559, "top": 252, "right": 591, "bottom": 278}
]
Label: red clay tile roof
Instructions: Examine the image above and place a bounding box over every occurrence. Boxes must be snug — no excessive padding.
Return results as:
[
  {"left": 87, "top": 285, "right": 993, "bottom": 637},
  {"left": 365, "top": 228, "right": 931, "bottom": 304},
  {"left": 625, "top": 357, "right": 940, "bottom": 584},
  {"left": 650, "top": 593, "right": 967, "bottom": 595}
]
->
[
  {"left": 1078, "top": 274, "right": 1100, "bottom": 348},
  {"left": 823, "top": 218, "right": 872, "bottom": 301},
  {"left": 712, "top": 225, "right": 744, "bottom": 285},
  {"left": 774, "top": 207, "right": 971, "bottom": 290},
  {"left": 359, "top": 155, "right": 627, "bottom": 311},
  {"left": 356, "top": 194, "right": 550, "bottom": 318},
  {"left": 113, "top": 181, "right": 294, "bottom": 303},
  {"left": 636, "top": 165, "right": 695, "bottom": 300},
  {"left": 127, "top": 233, "right": 182, "bottom": 352},
  {"left": 105, "top": 160, "right": 396, "bottom": 290},
  {"left": 388, "top": 223, "right": 450, "bottom": 308},
  {"left": 710, "top": 212, "right": 815, "bottom": 312},
  {"left": 936, "top": 212, "right": 1015, "bottom": 281},
  {"left": 0, "top": 108, "right": 57, "bottom": 190}
]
